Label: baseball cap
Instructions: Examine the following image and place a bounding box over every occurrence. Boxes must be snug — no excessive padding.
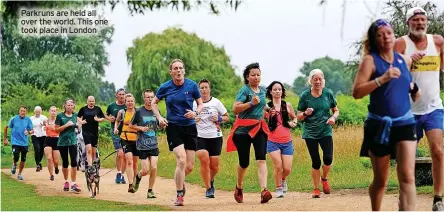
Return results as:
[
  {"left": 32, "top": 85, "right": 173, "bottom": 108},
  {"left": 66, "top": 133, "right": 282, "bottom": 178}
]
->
[{"left": 406, "top": 7, "right": 427, "bottom": 22}]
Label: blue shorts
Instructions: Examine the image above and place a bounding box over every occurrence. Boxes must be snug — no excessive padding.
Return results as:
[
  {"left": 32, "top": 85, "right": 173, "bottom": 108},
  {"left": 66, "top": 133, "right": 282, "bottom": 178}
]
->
[
  {"left": 112, "top": 136, "right": 122, "bottom": 150},
  {"left": 267, "top": 140, "right": 294, "bottom": 155},
  {"left": 415, "top": 109, "right": 444, "bottom": 141}
]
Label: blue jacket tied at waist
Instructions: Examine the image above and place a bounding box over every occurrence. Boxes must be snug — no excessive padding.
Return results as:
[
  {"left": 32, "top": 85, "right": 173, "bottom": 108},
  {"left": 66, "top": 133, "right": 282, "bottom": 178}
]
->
[{"left": 367, "top": 110, "right": 414, "bottom": 145}]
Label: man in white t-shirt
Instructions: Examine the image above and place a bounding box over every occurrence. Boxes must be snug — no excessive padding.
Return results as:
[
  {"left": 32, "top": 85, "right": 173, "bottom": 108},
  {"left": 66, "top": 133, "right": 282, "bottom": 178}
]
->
[
  {"left": 193, "top": 79, "right": 229, "bottom": 198},
  {"left": 30, "top": 106, "right": 48, "bottom": 172},
  {"left": 394, "top": 7, "right": 444, "bottom": 211}
]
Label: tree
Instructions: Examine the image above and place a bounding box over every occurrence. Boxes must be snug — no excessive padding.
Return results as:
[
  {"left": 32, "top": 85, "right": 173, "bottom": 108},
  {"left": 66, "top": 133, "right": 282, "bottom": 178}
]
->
[
  {"left": 126, "top": 27, "right": 242, "bottom": 103},
  {"left": 292, "top": 56, "right": 352, "bottom": 96},
  {"left": 99, "top": 81, "right": 117, "bottom": 104}
]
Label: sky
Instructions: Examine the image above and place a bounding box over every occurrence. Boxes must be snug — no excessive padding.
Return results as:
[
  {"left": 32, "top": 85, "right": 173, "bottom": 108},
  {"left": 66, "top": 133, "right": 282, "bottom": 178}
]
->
[{"left": 101, "top": 0, "right": 443, "bottom": 89}]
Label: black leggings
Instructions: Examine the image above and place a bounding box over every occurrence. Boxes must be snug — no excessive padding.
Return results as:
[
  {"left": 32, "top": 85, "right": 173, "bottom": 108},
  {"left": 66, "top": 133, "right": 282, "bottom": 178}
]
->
[
  {"left": 59, "top": 145, "right": 77, "bottom": 168},
  {"left": 305, "top": 136, "right": 333, "bottom": 170},
  {"left": 233, "top": 130, "right": 267, "bottom": 169},
  {"left": 32, "top": 136, "right": 45, "bottom": 165}
]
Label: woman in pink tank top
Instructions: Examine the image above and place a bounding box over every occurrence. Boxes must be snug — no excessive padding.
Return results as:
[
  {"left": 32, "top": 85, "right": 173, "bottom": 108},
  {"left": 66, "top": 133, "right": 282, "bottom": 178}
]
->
[{"left": 265, "top": 81, "right": 298, "bottom": 198}]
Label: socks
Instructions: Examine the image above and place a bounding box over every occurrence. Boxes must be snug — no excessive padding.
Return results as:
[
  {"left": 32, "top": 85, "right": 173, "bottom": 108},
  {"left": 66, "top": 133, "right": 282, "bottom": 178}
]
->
[
  {"left": 117, "top": 171, "right": 121, "bottom": 174},
  {"left": 434, "top": 195, "right": 443, "bottom": 204},
  {"left": 148, "top": 189, "right": 153, "bottom": 192},
  {"left": 261, "top": 187, "right": 267, "bottom": 192},
  {"left": 71, "top": 181, "right": 76, "bottom": 185},
  {"left": 177, "top": 190, "right": 184, "bottom": 196},
  {"left": 321, "top": 177, "right": 328, "bottom": 181}
]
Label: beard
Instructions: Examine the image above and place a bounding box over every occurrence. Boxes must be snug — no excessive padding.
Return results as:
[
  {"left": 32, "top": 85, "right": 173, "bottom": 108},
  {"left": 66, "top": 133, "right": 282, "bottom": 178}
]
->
[{"left": 409, "top": 27, "right": 427, "bottom": 37}]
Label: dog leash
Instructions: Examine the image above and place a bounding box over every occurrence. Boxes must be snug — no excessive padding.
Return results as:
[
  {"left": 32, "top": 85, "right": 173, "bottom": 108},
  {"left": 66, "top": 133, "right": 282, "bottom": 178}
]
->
[{"left": 98, "top": 149, "right": 118, "bottom": 177}]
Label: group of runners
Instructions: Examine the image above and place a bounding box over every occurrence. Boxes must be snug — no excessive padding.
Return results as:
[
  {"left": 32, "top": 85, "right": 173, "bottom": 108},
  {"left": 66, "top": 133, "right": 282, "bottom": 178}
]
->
[{"left": 2, "top": 6, "right": 443, "bottom": 211}]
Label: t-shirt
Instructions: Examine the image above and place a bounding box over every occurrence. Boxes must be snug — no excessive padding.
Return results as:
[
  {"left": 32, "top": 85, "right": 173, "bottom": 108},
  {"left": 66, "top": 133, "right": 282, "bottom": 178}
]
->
[
  {"left": 297, "top": 88, "right": 337, "bottom": 139},
  {"left": 106, "top": 102, "right": 127, "bottom": 139},
  {"left": 234, "top": 85, "right": 267, "bottom": 135},
  {"left": 131, "top": 106, "right": 159, "bottom": 151},
  {"left": 55, "top": 112, "right": 78, "bottom": 146},
  {"left": 155, "top": 78, "right": 201, "bottom": 126},
  {"left": 8, "top": 115, "right": 33, "bottom": 146},
  {"left": 78, "top": 106, "right": 105, "bottom": 135},
  {"left": 30, "top": 115, "right": 47, "bottom": 137},
  {"left": 193, "top": 97, "right": 227, "bottom": 138}
]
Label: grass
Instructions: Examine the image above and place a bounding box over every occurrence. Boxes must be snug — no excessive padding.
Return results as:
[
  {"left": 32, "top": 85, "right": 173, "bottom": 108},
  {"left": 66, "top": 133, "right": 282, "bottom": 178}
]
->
[
  {"left": 104, "top": 126, "right": 433, "bottom": 194},
  {"left": 0, "top": 173, "right": 167, "bottom": 211},
  {"left": 1, "top": 122, "right": 434, "bottom": 194}
]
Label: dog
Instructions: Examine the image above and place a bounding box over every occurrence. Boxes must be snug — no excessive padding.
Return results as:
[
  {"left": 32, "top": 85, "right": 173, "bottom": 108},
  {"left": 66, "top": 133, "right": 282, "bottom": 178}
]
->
[{"left": 85, "top": 157, "right": 100, "bottom": 198}]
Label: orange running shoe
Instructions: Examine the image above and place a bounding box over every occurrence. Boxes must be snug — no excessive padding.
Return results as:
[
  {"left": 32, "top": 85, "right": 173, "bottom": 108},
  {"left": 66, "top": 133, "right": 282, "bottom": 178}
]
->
[
  {"left": 321, "top": 178, "right": 331, "bottom": 194},
  {"left": 312, "top": 188, "right": 321, "bottom": 198},
  {"left": 260, "top": 189, "right": 272, "bottom": 204},
  {"left": 234, "top": 186, "right": 243, "bottom": 203}
]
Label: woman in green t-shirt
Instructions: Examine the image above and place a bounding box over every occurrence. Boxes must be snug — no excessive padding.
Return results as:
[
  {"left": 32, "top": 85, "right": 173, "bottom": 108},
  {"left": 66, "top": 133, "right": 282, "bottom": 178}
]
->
[
  {"left": 228, "top": 62, "right": 272, "bottom": 204},
  {"left": 55, "top": 99, "right": 82, "bottom": 193},
  {"left": 297, "top": 69, "right": 339, "bottom": 198}
]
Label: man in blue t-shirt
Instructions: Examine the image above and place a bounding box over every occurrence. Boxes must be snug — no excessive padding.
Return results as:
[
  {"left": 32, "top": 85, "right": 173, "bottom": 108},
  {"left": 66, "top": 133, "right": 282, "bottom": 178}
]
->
[
  {"left": 3, "top": 106, "right": 34, "bottom": 180},
  {"left": 151, "top": 59, "right": 203, "bottom": 206}
]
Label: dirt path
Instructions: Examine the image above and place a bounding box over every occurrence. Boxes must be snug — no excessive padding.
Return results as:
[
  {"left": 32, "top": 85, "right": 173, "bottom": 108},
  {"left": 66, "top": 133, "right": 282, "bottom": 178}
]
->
[{"left": 2, "top": 168, "right": 434, "bottom": 211}]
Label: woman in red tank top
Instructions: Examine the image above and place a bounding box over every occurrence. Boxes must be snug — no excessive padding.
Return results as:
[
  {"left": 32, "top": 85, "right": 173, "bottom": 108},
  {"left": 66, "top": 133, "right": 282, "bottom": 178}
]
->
[
  {"left": 43, "top": 106, "right": 61, "bottom": 181},
  {"left": 265, "top": 81, "right": 298, "bottom": 198}
]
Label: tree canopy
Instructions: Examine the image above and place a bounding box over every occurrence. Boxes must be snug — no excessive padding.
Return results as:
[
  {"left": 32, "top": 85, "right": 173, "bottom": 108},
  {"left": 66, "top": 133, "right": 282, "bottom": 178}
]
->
[
  {"left": 126, "top": 27, "right": 242, "bottom": 103},
  {"left": 292, "top": 56, "right": 352, "bottom": 96}
]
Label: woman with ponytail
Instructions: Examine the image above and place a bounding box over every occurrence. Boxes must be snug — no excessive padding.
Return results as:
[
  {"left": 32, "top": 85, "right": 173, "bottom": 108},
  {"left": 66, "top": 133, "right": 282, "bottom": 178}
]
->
[
  {"left": 54, "top": 99, "right": 82, "bottom": 192},
  {"left": 265, "top": 81, "right": 297, "bottom": 198},
  {"left": 352, "top": 19, "right": 419, "bottom": 210}
]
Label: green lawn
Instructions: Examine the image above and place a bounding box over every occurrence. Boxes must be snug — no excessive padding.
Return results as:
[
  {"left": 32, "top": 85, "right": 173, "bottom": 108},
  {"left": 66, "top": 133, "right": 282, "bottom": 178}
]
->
[{"left": 1, "top": 173, "right": 168, "bottom": 211}]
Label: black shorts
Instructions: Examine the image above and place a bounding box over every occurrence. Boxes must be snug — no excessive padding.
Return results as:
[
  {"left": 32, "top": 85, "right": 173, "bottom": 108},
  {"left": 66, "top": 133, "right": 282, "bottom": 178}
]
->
[
  {"left": 360, "top": 119, "right": 417, "bottom": 159},
  {"left": 44, "top": 137, "right": 59, "bottom": 150},
  {"left": 197, "top": 137, "right": 223, "bottom": 156},
  {"left": 12, "top": 145, "right": 29, "bottom": 154},
  {"left": 83, "top": 132, "right": 98, "bottom": 148},
  {"left": 166, "top": 123, "right": 197, "bottom": 151},
  {"left": 139, "top": 148, "right": 159, "bottom": 160},
  {"left": 122, "top": 140, "right": 139, "bottom": 156}
]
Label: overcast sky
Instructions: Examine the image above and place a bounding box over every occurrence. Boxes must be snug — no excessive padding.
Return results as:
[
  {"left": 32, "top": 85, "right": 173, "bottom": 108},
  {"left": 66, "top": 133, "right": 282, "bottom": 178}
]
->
[{"left": 102, "top": 0, "right": 443, "bottom": 89}]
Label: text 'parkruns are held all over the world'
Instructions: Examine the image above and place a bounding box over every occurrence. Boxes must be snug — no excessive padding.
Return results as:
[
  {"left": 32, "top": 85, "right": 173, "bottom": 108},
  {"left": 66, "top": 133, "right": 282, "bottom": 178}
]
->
[{"left": 18, "top": 8, "right": 110, "bottom": 37}]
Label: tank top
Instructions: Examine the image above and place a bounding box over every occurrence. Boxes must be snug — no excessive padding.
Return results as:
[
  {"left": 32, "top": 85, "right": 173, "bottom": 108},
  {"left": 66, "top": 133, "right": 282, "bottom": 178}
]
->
[
  {"left": 402, "top": 34, "right": 443, "bottom": 115},
  {"left": 45, "top": 118, "right": 59, "bottom": 138},
  {"left": 120, "top": 110, "right": 137, "bottom": 142},
  {"left": 268, "top": 112, "right": 292, "bottom": 143},
  {"left": 367, "top": 52, "right": 414, "bottom": 124}
]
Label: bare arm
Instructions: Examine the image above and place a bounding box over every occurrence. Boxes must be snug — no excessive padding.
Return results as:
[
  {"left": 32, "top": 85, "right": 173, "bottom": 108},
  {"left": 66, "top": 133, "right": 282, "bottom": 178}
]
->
[
  {"left": 104, "top": 114, "right": 113, "bottom": 121},
  {"left": 394, "top": 38, "right": 406, "bottom": 54},
  {"left": 435, "top": 35, "right": 444, "bottom": 72},
  {"left": 54, "top": 124, "right": 70, "bottom": 133},
  {"left": 287, "top": 102, "right": 298, "bottom": 123},
  {"left": 114, "top": 110, "right": 123, "bottom": 132},
  {"left": 95, "top": 117, "right": 105, "bottom": 122},
  {"left": 352, "top": 55, "right": 379, "bottom": 99},
  {"left": 331, "top": 106, "right": 339, "bottom": 119},
  {"left": 151, "top": 96, "right": 163, "bottom": 120},
  {"left": 195, "top": 98, "right": 204, "bottom": 114},
  {"left": 232, "top": 101, "right": 253, "bottom": 115},
  {"left": 128, "top": 123, "right": 145, "bottom": 132},
  {"left": 221, "top": 112, "right": 229, "bottom": 123},
  {"left": 296, "top": 111, "right": 306, "bottom": 121}
]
